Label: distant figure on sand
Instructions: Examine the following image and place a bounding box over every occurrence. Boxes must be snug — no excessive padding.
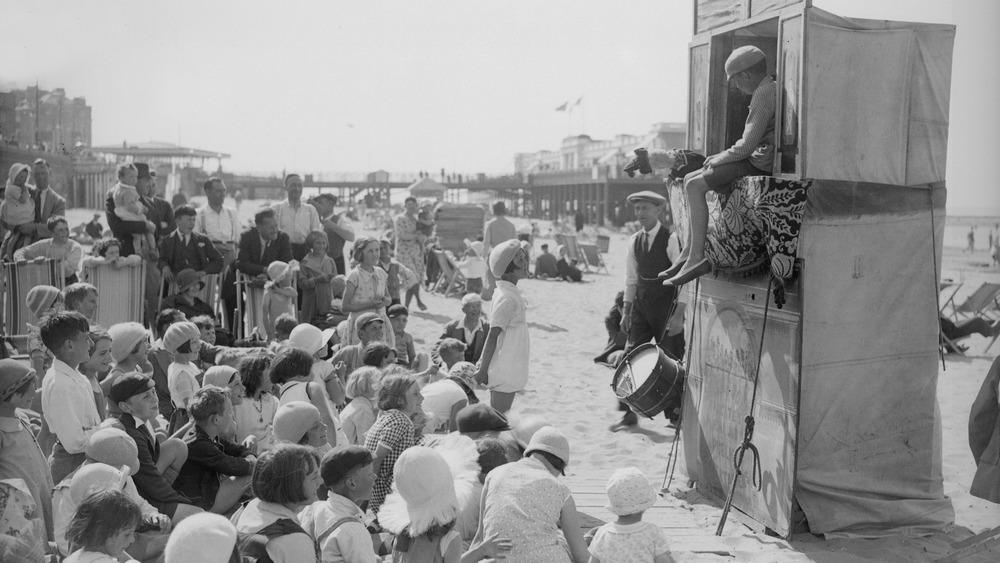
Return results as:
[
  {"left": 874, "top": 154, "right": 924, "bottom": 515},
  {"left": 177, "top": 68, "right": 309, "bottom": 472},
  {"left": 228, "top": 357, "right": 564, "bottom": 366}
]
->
[
  {"left": 482, "top": 201, "right": 517, "bottom": 300},
  {"left": 968, "top": 226, "right": 976, "bottom": 252}
]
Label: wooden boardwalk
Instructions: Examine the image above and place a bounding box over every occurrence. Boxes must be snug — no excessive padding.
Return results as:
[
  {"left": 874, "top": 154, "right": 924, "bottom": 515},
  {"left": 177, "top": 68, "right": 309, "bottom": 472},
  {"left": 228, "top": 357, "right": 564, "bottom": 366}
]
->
[{"left": 566, "top": 475, "right": 812, "bottom": 562}]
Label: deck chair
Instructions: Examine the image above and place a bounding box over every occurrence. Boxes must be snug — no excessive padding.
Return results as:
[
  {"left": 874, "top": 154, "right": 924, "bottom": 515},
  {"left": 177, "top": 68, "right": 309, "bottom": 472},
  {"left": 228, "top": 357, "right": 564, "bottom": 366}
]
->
[
  {"left": 235, "top": 271, "right": 297, "bottom": 342},
  {"left": 953, "top": 283, "right": 1000, "bottom": 322},
  {"left": 596, "top": 234, "right": 611, "bottom": 254},
  {"left": 555, "top": 234, "right": 587, "bottom": 270},
  {"left": 84, "top": 262, "right": 147, "bottom": 327},
  {"left": 3, "top": 259, "right": 64, "bottom": 352},
  {"left": 579, "top": 243, "right": 609, "bottom": 274},
  {"left": 938, "top": 280, "right": 963, "bottom": 318},
  {"left": 431, "top": 250, "right": 466, "bottom": 297}
]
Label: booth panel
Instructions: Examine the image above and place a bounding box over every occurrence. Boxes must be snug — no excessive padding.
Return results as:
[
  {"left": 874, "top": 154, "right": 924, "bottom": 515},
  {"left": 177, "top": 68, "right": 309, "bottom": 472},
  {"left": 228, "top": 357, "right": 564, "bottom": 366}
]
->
[
  {"left": 682, "top": 273, "right": 801, "bottom": 537},
  {"left": 689, "top": 43, "right": 711, "bottom": 155},
  {"left": 750, "top": 0, "right": 803, "bottom": 18},
  {"left": 695, "top": 0, "right": 744, "bottom": 35},
  {"left": 777, "top": 14, "right": 803, "bottom": 175}
]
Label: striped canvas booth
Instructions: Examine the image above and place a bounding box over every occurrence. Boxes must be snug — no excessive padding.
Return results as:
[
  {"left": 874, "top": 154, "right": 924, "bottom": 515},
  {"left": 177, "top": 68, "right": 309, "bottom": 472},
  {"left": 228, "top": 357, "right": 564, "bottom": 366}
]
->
[
  {"left": 83, "top": 262, "right": 147, "bottom": 328},
  {"left": 3, "top": 259, "right": 64, "bottom": 343}
]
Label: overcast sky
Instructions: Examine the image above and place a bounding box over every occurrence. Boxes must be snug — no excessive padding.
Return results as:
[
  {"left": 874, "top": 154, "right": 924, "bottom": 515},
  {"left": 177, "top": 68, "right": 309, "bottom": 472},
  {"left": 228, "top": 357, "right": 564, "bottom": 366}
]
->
[{"left": 2, "top": 0, "right": 998, "bottom": 214}]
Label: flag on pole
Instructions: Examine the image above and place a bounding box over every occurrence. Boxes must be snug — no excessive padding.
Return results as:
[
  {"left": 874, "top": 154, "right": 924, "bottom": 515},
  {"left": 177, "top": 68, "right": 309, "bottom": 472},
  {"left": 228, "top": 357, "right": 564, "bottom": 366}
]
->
[
  {"left": 555, "top": 101, "right": 569, "bottom": 111},
  {"left": 574, "top": 96, "right": 583, "bottom": 107}
]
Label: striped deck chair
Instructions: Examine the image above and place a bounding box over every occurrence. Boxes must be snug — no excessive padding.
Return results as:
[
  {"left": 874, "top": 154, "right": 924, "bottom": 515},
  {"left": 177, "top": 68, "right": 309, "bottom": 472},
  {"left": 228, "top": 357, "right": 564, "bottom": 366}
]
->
[
  {"left": 954, "top": 283, "right": 1000, "bottom": 322},
  {"left": 3, "top": 259, "right": 64, "bottom": 348},
  {"left": 431, "top": 250, "right": 465, "bottom": 297},
  {"left": 555, "top": 234, "right": 588, "bottom": 271},
  {"left": 579, "top": 243, "right": 609, "bottom": 274},
  {"left": 85, "top": 262, "right": 147, "bottom": 327},
  {"left": 235, "top": 272, "right": 297, "bottom": 341}
]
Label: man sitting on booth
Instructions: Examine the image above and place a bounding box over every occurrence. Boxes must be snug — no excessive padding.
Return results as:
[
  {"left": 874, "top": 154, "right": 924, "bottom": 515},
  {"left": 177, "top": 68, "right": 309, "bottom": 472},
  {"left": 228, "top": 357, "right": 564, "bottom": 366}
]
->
[
  {"left": 664, "top": 45, "right": 776, "bottom": 286},
  {"left": 613, "top": 191, "right": 686, "bottom": 431}
]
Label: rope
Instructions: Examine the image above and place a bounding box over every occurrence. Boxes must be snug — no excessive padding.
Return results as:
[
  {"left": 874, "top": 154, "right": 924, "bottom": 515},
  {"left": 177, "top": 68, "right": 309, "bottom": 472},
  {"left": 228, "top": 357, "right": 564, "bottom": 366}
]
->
[
  {"left": 662, "top": 277, "right": 701, "bottom": 493},
  {"left": 715, "top": 275, "right": 772, "bottom": 536},
  {"left": 929, "top": 187, "right": 946, "bottom": 371}
]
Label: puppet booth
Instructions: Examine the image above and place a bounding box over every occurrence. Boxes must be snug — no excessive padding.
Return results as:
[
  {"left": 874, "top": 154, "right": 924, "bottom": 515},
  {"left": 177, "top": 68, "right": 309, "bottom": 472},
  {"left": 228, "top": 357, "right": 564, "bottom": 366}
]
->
[{"left": 662, "top": 0, "right": 955, "bottom": 539}]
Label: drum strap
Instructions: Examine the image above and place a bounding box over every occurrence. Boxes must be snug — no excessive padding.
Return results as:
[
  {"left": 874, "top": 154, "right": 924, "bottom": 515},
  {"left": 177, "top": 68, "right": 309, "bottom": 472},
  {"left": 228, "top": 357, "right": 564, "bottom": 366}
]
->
[{"left": 716, "top": 276, "right": 772, "bottom": 536}]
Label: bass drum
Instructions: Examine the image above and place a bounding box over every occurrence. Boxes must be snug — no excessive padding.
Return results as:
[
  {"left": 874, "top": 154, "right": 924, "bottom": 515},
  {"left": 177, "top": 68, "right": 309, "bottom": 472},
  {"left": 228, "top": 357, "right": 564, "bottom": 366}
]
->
[{"left": 611, "top": 342, "right": 685, "bottom": 418}]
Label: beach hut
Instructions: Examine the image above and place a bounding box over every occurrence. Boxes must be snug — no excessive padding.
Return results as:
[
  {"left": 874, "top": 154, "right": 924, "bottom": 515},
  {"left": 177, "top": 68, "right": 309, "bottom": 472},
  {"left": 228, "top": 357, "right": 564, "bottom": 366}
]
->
[{"left": 674, "top": 0, "right": 956, "bottom": 538}]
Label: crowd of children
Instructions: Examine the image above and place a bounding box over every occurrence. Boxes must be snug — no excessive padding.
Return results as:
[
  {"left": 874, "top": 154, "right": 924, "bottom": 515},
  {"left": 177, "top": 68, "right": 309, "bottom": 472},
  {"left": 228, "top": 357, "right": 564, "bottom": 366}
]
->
[{"left": 0, "top": 201, "right": 679, "bottom": 563}]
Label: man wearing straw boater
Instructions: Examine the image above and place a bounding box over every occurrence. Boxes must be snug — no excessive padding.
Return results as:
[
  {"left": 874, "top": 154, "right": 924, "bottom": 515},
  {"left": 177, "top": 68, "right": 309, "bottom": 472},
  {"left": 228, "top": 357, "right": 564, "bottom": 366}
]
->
[{"left": 612, "top": 190, "right": 686, "bottom": 431}]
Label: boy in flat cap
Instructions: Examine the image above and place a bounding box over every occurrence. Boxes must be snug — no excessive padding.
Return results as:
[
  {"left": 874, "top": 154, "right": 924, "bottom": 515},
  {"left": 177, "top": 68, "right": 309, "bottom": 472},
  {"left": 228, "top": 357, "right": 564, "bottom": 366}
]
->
[
  {"left": 613, "top": 191, "right": 686, "bottom": 431},
  {"left": 665, "top": 45, "right": 776, "bottom": 286}
]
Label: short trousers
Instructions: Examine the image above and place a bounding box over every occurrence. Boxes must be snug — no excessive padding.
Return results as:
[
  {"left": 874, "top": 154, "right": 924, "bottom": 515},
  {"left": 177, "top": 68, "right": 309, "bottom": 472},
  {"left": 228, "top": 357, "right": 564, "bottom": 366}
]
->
[{"left": 702, "top": 159, "right": 768, "bottom": 194}]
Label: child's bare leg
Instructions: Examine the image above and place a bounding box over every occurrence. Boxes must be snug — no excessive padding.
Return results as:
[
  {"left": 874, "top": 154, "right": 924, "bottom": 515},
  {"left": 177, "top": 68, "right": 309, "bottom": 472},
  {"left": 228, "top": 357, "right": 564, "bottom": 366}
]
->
[
  {"left": 490, "top": 391, "right": 516, "bottom": 414},
  {"left": 210, "top": 474, "right": 252, "bottom": 514},
  {"left": 684, "top": 173, "right": 712, "bottom": 263},
  {"left": 666, "top": 173, "right": 713, "bottom": 285},
  {"left": 156, "top": 437, "right": 188, "bottom": 484}
]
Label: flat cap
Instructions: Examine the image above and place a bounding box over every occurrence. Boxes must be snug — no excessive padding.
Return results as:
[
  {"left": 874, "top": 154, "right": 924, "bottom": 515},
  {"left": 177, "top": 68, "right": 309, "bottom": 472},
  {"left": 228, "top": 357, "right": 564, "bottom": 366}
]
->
[
  {"left": 109, "top": 372, "right": 155, "bottom": 404},
  {"left": 725, "top": 45, "right": 766, "bottom": 80},
  {"left": 626, "top": 190, "right": 666, "bottom": 206}
]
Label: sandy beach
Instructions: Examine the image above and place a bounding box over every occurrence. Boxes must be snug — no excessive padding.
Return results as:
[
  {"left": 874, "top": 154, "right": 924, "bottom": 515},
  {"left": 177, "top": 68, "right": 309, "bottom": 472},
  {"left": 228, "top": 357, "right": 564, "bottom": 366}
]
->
[{"left": 65, "top": 204, "right": 1000, "bottom": 561}]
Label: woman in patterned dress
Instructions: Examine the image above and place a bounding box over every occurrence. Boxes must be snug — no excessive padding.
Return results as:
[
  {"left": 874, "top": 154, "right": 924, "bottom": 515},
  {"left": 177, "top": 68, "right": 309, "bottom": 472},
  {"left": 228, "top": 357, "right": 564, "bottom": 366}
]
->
[{"left": 393, "top": 197, "right": 428, "bottom": 311}]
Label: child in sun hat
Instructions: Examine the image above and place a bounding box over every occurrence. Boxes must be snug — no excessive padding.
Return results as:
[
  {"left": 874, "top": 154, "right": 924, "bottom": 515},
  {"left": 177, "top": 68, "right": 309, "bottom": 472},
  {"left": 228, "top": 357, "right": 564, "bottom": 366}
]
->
[
  {"left": 588, "top": 467, "right": 672, "bottom": 563},
  {"left": 454, "top": 239, "right": 486, "bottom": 296},
  {"left": 164, "top": 512, "right": 239, "bottom": 563},
  {"left": 62, "top": 487, "right": 143, "bottom": 563},
  {"left": 164, "top": 321, "right": 203, "bottom": 435},
  {"left": 261, "top": 260, "right": 299, "bottom": 341},
  {"left": 378, "top": 443, "right": 511, "bottom": 562},
  {"left": 474, "top": 239, "right": 531, "bottom": 414}
]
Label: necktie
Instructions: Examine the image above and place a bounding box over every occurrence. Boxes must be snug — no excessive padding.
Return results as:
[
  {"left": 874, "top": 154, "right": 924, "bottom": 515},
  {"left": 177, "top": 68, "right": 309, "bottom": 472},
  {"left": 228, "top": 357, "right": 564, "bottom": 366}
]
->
[
  {"left": 33, "top": 189, "right": 42, "bottom": 223},
  {"left": 260, "top": 240, "right": 269, "bottom": 262},
  {"left": 641, "top": 231, "right": 649, "bottom": 254}
]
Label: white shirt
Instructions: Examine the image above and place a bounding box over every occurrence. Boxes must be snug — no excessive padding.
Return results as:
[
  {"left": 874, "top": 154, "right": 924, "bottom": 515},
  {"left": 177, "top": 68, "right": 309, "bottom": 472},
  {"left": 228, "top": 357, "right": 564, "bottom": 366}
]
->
[
  {"left": 14, "top": 238, "right": 83, "bottom": 278},
  {"left": 420, "top": 379, "right": 470, "bottom": 432},
  {"left": 299, "top": 494, "right": 379, "bottom": 563},
  {"left": 273, "top": 200, "right": 322, "bottom": 244},
  {"left": 41, "top": 359, "right": 102, "bottom": 454},
  {"left": 195, "top": 204, "right": 240, "bottom": 244},
  {"left": 623, "top": 221, "right": 682, "bottom": 304}
]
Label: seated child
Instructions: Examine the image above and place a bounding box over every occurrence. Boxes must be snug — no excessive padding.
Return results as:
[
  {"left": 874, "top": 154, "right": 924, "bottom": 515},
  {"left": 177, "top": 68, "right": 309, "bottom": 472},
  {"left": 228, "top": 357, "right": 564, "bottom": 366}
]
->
[
  {"left": 378, "top": 445, "right": 507, "bottom": 563},
  {"left": 62, "top": 487, "right": 143, "bottom": 563},
  {"left": 454, "top": 240, "right": 486, "bottom": 295},
  {"left": 388, "top": 304, "right": 418, "bottom": 369},
  {"left": 261, "top": 260, "right": 299, "bottom": 341},
  {"left": 455, "top": 437, "right": 510, "bottom": 546},
  {"left": 556, "top": 244, "right": 583, "bottom": 282},
  {"left": 665, "top": 45, "right": 775, "bottom": 286},
  {"left": 267, "top": 313, "right": 298, "bottom": 354},
  {"left": 273, "top": 400, "right": 329, "bottom": 450},
  {"left": 363, "top": 341, "right": 397, "bottom": 370},
  {"left": 52, "top": 429, "right": 171, "bottom": 559},
  {"left": 174, "top": 386, "right": 256, "bottom": 514},
  {"left": 0, "top": 359, "right": 54, "bottom": 544},
  {"left": 233, "top": 354, "right": 279, "bottom": 454},
  {"left": 588, "top": 467, "right": 672, "bottom": 563},
  {"left": 299, "top": 446, "right": 381, "bottom": 562},
  {"left": 164, "top": 321, "right": 203, "bottom": 434},
  {"left": 1, "top": 163, "right": 36, "bottom": 260},
  {"left": 109, "top": 162, "right": 157, "bottom": 260},
  {"left": 81, "top": 238, "right": 142, "bottom": 274},
  {"left": 105, "top": 373, "right": 199, "bottom": 524},
  {"left": 270, "top": 348, "right": 341, "bottom": 449},
  {"left": 40, "top": 311, "right": 101, "bottom": 484},
  {"left": 339, "top": 366, "right": 380, "bottom": 445}
]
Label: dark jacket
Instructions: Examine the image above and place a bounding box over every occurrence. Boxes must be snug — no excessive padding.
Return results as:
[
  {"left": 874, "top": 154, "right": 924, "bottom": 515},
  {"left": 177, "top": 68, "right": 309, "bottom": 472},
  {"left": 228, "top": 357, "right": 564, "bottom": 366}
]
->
[
  {"left": 104, "top": 413, "right": 191, "bottom": 513},
  {"left": 175, "top": 425, "right": 254, "bottom": 510},
  {"left": 158, "top": 230, "right": 224, "bottom": 275},
  {"left": 439, "top": 318, "right": 490, "bottom": 364},
  {"left": 226, "top": 228, "right": 293, "bottom": 299},
  {"left": 105, "top": 192, "right": 175, "bottom": 256},
  {"left": 970, "top": 356, "right": 1000, "bottom": 502}
]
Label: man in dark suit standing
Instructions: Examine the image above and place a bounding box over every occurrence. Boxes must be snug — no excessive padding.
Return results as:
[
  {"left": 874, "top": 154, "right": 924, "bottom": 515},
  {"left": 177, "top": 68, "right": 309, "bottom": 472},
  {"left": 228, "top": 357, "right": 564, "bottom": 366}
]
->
[
  {"left": 158, "top": 205, "right": 224, "bottom": 282},
  {"left": 22, "top": 158, "right": 67, "bottom": 242},
  {"left": 437, "top": 293, "right": 490, "bottom": 364},
  {"left": 221, "top": 208, "right": 292, "bottom": 327}
]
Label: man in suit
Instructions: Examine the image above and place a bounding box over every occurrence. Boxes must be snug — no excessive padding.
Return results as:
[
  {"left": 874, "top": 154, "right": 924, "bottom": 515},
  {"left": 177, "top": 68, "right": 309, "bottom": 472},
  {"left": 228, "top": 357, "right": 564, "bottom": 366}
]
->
[
  {"left": 437, "top": 293, "right": 490, "bottom": 364},
  {"left": 159, "top": 205, "right": 224, "bottom": 282},
  {"left": 20, "top": 158, "right": 67, "bottom": 241},
  {"left": 222, "top": 208, "right": 292, "bottom": 327}
]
